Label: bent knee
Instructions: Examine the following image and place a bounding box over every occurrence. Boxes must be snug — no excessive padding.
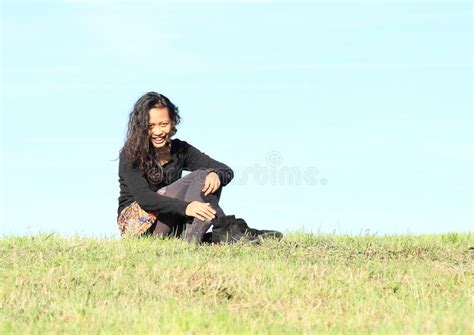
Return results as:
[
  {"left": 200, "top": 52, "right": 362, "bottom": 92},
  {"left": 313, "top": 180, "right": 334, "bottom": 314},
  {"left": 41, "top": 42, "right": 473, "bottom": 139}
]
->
[{"left": 185, "top": 169, "right": 215, "bottom": 185}]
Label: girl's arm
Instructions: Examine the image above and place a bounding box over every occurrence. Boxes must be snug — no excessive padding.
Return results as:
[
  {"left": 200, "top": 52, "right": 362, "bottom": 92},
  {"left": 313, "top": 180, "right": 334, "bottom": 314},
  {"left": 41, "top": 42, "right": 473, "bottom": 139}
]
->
[{"left": 119, "top": 152, "right": 190, "bottom": 215}]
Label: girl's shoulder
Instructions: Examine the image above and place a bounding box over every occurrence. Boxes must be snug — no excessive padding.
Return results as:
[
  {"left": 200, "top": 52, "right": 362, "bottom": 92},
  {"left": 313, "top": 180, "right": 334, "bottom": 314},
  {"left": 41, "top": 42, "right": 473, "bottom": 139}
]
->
[
  {"left": 172, "top": 138, "right": 186, "bottom": 145},
  {"left": 171, "top": 138, "right": 192, "bottom": 151}
]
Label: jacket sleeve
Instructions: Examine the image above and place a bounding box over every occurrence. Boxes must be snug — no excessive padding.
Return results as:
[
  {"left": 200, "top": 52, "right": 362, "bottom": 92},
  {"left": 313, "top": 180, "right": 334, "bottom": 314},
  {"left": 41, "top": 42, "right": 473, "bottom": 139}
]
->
[
  {"left": 119, "top": 152, "right": 190, "bottom": 215},
  {"left": 182, "top": 141, "right": 234, "bottom": 186}
]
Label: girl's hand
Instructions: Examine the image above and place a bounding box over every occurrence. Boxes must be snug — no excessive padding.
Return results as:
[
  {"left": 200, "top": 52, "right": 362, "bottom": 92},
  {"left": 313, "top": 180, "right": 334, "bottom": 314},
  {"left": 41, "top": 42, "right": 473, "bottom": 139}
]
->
[
  {"left": 185, "top": 201, "right": 216, "bottom": 222},
  {"left": 202, "top": 172, "right": 221, "bottom": 196}
]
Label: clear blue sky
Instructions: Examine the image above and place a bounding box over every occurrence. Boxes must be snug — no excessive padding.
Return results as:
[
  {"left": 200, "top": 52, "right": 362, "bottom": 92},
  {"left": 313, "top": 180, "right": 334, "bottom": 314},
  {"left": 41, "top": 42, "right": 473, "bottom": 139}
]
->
[{"left": 1, "top": 0, "right": 472, "bottom": 237}]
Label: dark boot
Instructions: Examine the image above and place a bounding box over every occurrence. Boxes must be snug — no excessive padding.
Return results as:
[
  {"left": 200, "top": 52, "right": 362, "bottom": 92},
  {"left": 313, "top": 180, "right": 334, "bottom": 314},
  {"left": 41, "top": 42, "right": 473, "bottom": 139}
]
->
[
  {"left": 233, "top": 217, "right": 283, "bottom": 240},
  {"left": 211, "top": 215, "right": 260, "bottom": 244},
  {"left": 201, "top": 232, "right": 213, "bottom": 244}
]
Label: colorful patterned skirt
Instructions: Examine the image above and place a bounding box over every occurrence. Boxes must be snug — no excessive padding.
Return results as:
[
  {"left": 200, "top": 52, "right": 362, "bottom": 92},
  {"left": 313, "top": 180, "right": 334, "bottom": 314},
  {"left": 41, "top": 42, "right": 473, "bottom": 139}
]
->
[
  {"left": 117, "top": 187, "right": 166, "bottom": 237},
  {"left": 117, "top": 202, "right": 158, "bottom": 237}
]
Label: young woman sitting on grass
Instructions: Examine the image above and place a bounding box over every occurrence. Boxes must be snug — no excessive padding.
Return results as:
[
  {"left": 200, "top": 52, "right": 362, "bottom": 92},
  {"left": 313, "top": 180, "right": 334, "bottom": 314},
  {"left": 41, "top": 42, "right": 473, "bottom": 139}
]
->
[{"left": 116, "top": 91, "right": 282, "bottom": 244}]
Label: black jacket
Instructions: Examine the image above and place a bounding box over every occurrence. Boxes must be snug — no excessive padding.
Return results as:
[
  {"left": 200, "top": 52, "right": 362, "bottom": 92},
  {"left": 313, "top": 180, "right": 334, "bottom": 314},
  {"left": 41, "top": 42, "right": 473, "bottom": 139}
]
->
[{"left": 117, "top": 138, "right": 234, "bottom": 219}]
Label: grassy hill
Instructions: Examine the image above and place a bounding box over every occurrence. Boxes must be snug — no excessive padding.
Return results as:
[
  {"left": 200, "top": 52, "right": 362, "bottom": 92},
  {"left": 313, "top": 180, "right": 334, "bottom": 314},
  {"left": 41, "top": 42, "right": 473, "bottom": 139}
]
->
[{"left": 1, "top": 232, "right": 472, "bottom": 334}]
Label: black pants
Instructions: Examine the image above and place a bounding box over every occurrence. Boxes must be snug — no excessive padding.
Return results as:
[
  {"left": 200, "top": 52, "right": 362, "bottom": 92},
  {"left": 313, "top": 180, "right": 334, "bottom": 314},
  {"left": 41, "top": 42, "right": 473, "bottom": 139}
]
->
[{"left": 149, "top": 169, "right": 226, "bottom": 243}]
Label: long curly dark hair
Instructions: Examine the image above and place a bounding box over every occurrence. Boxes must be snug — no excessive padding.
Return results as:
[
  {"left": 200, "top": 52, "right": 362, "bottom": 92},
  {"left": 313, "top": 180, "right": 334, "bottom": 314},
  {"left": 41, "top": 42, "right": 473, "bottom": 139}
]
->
[{"left": 120, "top": 92, "right": 181, "bottom": 182}]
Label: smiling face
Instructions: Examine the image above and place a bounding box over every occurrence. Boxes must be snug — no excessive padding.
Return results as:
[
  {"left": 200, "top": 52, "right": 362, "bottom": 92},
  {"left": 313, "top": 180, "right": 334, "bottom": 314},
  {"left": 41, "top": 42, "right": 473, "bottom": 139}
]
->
[{"left": 148, "top": 107, "right": 174, "bottom": 149}]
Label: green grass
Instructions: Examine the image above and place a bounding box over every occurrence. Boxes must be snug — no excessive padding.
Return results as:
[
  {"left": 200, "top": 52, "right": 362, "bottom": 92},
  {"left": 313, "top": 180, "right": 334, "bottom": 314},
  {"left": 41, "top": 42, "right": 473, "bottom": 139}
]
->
[{"left": 1, "top": 232, "right": 472, "bottom": 334}]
